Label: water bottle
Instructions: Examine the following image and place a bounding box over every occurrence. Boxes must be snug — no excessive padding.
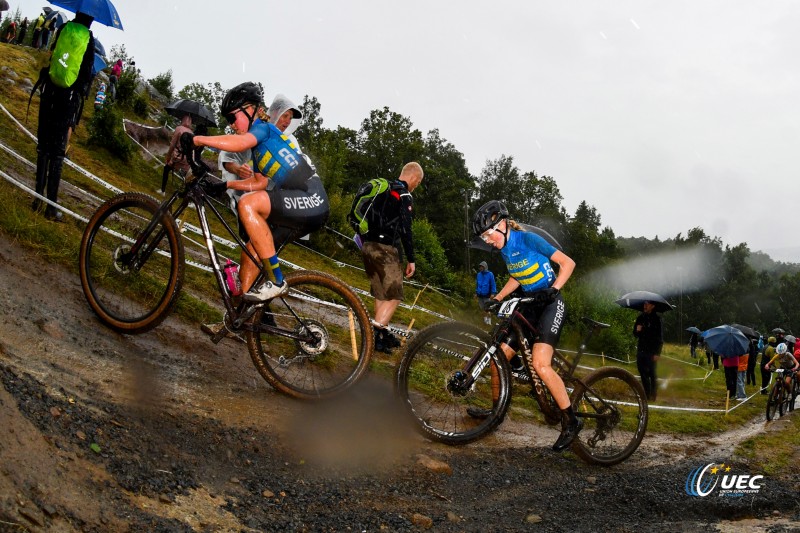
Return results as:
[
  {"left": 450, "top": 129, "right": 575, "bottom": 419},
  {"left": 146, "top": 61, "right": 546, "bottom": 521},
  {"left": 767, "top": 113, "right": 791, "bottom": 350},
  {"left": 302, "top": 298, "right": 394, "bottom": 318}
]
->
[{"left": 224, "top": 259, "right": 241, "bottom": 296}]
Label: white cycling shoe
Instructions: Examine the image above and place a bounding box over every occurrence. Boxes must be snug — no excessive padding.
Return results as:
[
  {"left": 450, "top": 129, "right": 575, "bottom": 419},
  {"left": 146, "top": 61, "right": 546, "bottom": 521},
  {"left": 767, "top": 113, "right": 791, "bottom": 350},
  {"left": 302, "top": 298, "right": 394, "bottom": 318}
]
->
[{"left": 243, "top": 280, "right": 289, "bottom": 302}]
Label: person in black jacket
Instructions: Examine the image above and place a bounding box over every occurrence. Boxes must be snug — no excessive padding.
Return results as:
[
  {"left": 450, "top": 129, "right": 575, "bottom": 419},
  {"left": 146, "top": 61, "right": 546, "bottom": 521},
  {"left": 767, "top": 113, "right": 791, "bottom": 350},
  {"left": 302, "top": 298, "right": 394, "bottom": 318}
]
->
[
  {"left": 360, "top": 162, "right": 424, "bottom": 353},
  {"left": 633, "top": 301, "right": 663, "bottom": 402},
  {"left": 32, "top": 12, "right": 95, "bottom": 222}
]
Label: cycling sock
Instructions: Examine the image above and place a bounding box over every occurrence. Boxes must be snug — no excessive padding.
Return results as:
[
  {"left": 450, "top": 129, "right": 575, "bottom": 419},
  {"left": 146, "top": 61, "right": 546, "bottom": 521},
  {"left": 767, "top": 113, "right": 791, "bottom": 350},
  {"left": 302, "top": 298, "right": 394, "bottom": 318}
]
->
[
  {"left": 562, "top": 406, "right": 578, "bottom": 425},
  {"left": 262, "top": 256, "right": 284, "bottom": 284}
]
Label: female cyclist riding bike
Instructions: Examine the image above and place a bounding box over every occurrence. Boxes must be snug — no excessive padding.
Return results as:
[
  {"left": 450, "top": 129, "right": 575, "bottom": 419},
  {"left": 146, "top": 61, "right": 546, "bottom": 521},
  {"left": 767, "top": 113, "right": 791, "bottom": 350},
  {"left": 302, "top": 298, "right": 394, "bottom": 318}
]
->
[
  {"left": 472, "top": 200, "right": 579, "bottom": 452},
  {"left": 764, "top": 342, "right": 799, "bottom": 393},
  {"left": 184, "top": 82, "right": 329, "bottom": 303}
]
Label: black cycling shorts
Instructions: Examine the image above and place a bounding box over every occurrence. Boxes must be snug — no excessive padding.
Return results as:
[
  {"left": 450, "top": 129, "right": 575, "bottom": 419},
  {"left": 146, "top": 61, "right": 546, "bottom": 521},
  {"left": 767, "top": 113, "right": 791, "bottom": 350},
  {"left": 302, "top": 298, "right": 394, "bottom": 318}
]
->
[
  {"left": 268, "top": 174, "right": 330, "bottom": 248},
  {"left": 505, "top": 293, "right": 566, "bottom": 350}
]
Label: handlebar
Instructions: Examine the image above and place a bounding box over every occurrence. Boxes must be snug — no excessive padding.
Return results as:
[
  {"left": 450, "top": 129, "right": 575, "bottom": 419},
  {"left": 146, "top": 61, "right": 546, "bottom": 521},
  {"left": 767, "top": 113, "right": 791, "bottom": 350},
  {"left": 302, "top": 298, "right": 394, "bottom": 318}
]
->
[{"left": 180, "top": 132, "right": 210, "bottom": 178}]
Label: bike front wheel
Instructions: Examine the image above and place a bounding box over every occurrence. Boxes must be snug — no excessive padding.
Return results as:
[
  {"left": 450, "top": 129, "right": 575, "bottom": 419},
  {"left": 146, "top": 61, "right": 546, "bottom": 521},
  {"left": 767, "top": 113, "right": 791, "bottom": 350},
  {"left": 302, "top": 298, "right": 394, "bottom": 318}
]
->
[
  {"left": 395, "top": 321, "right": 511, "bottom": 445},
  {"left": 79, "top": 193, "right": 184, "bottom": 334},
  {"left": 246, "top": 270, "right": 373, "bottom": 400},
  {"left": 570, "top": 366, "right": 648, "bottom": 466},
  {"left": 766, "top": 381, "right": 782, "bottom": 421}
]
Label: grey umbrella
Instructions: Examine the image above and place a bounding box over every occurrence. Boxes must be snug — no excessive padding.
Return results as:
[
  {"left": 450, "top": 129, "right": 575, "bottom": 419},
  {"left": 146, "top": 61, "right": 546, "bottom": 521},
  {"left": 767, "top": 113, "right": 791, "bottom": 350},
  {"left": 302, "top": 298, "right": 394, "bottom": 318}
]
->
[
  {"left": 730, "top": 323, "right": 758, "bottom": 339},
  {"left": 615, "top": 291, "right": 674, "bottom": 313},
  {"left": 686, "top": 326, "right": 702, "bottom": 335},
  {"left": 165, "top": 99, "right": 217, "bottom": 128}
]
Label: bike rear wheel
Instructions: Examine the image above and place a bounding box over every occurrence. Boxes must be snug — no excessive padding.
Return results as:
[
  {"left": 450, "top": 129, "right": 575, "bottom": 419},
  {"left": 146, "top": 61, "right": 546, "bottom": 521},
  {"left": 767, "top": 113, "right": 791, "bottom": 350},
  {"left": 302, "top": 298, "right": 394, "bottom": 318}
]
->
[
  {"left": 766, "top": 381, "right": 782, "bottom": 421},
  {"left": 246, "top": 270, "right": 373, "bottom": 400},
  {"left": 791, "top": 375, "right": 800, "bottom": 412},
  {"left": 570, "top": 366, "right": 648, "bottom": 466},
  {"left": 79, "top": 193, "right": 184, "bottom": 334},
  {"left": 395, "top": 321, "right": 511, "bottom": 445}
]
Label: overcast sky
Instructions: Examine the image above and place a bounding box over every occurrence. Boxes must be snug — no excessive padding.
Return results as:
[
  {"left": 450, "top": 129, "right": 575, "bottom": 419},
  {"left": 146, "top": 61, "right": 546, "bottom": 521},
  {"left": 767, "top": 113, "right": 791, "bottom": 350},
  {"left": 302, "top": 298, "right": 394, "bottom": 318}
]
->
[{"left": 10, "top": 1, "right": 800, "bottom": 262}]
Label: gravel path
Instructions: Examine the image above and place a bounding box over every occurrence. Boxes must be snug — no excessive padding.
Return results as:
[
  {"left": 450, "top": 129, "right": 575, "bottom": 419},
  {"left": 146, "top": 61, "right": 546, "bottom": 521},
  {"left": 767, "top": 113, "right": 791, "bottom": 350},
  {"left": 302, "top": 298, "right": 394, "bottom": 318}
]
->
[{"left": 0, "top": 231, "right": 798, "bottom": 532}]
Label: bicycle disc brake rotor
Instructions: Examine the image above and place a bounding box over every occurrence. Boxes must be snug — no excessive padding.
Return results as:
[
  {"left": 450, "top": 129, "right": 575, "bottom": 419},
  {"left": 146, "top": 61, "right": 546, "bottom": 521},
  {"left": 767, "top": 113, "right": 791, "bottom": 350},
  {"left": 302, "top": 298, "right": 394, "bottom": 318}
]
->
[
  {"left": 112, "top": 245, "right": 132, "bottom": 274},
  {"left": 294, "top": 319, "right": 328, "bottom": 356},
  {"left": 445, "top": 370, "right": 471, "bottom": 397},
  {"left": 588, "top": 405, "right": 619, "bottom": 447}
]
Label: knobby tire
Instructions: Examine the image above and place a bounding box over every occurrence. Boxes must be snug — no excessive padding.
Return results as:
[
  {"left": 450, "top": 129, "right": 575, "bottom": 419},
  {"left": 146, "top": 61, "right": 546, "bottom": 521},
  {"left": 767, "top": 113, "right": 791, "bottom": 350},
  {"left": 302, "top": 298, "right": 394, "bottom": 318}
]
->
[
  {"left": 246, "top": 270, "right": 373, "bottom": 401},
  {"left": 570, "top": 366, "right": 649, "bottom": 466},
  {"left": 79, "top": 193, "right": 184, "bottom": 334},
  {"left": 395, "top": 321, "right": 511, "bottom": 445},
  {"left": 765, "top": 380, "right": 782, "bottom": 421}
]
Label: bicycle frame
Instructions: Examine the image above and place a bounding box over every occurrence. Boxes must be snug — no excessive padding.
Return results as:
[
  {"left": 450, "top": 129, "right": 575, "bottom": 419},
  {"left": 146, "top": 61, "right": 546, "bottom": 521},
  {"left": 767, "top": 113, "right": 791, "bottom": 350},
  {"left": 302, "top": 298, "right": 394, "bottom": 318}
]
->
[
  {"left": 455, "top": 296, "right": 610, "bottom": 419},
  {"left": 127, "top": 174, "right": 314, "bottom": 342}
]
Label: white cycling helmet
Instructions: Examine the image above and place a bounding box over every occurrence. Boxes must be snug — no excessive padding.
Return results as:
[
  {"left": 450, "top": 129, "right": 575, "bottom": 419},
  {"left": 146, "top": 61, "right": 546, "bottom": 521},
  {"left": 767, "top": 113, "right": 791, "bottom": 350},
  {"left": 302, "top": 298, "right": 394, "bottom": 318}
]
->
[{"left": 776, "top": 343, "right": 788, "bottom": 355}]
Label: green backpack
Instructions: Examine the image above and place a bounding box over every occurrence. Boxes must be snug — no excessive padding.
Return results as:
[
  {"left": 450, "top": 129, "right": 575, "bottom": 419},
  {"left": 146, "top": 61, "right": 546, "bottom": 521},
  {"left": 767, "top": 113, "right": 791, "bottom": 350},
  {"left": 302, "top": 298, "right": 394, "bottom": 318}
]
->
[
  {"left": 347, "top": 178, "right": 390, "bottom": 235},
  {"left": 49, "top": 22, "right": 91, "bottom": 88}
]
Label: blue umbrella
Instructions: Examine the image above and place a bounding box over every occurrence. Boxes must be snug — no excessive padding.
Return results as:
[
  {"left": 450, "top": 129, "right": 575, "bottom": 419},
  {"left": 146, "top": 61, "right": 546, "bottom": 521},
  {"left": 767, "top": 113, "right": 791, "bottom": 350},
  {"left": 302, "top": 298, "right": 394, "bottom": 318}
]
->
[
  {"left": 92, "top": 52, "right": 106, "bottom": 76},
  {"left": 44, "top": 9, "right": 67, "bottom": 28},
  {"left": 93, "top": 37, "right": 105, "bottom": 57},
  {"left": 703, "top": 325, "right": 750, "bottom": 358},
  {"left": 46, "top": 0, "right": 123, "bottom": 29}
]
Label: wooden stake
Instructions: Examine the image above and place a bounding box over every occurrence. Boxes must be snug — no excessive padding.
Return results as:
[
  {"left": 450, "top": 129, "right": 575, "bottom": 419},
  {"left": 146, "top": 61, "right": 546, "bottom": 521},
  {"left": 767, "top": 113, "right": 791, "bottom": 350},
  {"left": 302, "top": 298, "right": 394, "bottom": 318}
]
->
[
  {"left": 402, "top": 284, "right": 429, "bottom": 346},
  {"left": 348, "top": 309, "right": 358, "bottom": 361}
]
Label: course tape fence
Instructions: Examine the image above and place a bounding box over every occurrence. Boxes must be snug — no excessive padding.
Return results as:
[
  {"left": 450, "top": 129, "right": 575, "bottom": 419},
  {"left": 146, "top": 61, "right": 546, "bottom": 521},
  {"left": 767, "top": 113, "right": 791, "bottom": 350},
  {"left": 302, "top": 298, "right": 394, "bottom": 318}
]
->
[
  {"left": 0, "top": 104, "right": 451, "bottom": 321},
  {"left": 2, "top": 106, "right": 776, "bottom": 414}
]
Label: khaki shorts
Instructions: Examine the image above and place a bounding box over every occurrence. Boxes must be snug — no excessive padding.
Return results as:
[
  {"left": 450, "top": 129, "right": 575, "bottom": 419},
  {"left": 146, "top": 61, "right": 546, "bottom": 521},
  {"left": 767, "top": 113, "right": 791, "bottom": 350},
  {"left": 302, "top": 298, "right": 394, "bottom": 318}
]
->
[{"left": 362, "top": 241, "right": 404, "bottom": 301}]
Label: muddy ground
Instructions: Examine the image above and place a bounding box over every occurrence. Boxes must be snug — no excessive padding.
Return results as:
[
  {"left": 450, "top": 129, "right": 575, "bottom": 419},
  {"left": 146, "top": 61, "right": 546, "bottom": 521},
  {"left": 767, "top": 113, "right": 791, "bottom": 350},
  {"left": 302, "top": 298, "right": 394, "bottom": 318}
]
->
[{"left": 0, "top": 231, "right": 799, "bottom": 533}]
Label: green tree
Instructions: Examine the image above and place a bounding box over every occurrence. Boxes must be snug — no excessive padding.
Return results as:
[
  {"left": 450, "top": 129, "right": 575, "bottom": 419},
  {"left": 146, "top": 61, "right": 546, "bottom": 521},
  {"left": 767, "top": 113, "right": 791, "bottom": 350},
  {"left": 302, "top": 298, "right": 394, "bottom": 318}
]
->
[{"left": 148, "top": 70, "right": 174, "bottom": 100}]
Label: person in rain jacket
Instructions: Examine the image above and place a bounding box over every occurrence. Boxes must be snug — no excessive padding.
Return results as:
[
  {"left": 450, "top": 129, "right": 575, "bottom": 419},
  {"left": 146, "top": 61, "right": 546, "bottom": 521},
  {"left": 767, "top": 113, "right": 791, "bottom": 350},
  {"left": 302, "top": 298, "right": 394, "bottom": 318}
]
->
[
  {"left": 475, "top": 261, "right": 497, "bottom": 325},
  {"left": 633, "top": 301, "right": 663, "bottom": 402}
]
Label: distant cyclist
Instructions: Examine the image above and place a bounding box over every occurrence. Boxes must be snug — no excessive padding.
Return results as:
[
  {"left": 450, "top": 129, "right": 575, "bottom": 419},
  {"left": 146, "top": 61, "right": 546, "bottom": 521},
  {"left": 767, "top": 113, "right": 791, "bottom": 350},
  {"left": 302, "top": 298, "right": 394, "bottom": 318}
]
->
[
  {"left": 472, "top": 200, "right": 579, "bottom": 452},
  {"left": 186, "top": 82, "right": 329, "bottom": 302},
  {"left": 764, "top": 342, "right": 799, "bottom": 394}
]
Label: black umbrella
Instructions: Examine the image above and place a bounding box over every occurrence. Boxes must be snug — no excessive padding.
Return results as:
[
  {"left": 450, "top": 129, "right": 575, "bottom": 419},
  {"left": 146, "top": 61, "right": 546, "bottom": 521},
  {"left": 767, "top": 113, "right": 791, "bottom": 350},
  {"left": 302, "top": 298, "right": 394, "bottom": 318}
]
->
[
  {"left": 0, "top": 0, "right": 10, "bottom": 11},
  {"left": 686, "top": 326, "right": 702, "bottom": 335},
  {"left": 730, "top": 323, "right": 758, "bottom": 339},
  {"left": 703, "top": 325, "right": 750, "bottom": 358},
  {"left": 615, "top": 291, "right": 674, "bottom": 313},
  {"left": 165, "top": 99, "right": 217, "bottom": 128},
  {"left": 772, "top": 327, "right": 785, "bottom": 334}
]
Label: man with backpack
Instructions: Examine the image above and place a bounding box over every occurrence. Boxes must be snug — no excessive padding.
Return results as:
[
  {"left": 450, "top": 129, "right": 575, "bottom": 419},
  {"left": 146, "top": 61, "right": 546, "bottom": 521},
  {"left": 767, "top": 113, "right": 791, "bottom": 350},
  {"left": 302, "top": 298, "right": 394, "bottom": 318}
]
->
[
  {"left": 31, "top": 12, "right": 95, "bottom": 221},
  {"left": 353, "top": 162, "right": 424, "bottom": 353}
]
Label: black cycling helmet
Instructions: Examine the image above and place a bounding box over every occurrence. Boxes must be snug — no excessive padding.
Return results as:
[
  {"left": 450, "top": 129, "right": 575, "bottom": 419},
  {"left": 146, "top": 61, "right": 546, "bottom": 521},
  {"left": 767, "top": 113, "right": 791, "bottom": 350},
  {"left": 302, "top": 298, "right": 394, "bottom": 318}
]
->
[
  {"left": 221, "top": 82, "right": 263, "bottom": 125},
  {"left": 472, "top": 200, "right": 510, "bottom": 236}
]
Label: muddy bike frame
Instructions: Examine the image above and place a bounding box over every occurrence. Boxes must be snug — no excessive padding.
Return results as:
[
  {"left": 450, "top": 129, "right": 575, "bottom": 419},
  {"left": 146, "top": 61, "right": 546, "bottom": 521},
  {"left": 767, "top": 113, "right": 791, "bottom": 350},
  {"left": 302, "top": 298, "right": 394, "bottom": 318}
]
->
[
  {"left": 132, "top": 169, "right": 313, "bottom": 341},
  {"left": 465, "top": 297, "right": 612, "bottom": 419},
  {"left": 396, "top": 291, "right": 649, "bottom": 464}
]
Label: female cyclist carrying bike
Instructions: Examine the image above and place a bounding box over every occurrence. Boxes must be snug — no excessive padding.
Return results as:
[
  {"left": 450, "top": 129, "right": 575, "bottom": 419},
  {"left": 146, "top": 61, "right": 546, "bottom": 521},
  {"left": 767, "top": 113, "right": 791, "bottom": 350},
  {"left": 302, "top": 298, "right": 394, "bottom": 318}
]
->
[
  {"left": 184, "top": 82, "right": 328, "bottom": 302},
  {"left": 472, "top": 200, "right": 579, "bottom": 451}
]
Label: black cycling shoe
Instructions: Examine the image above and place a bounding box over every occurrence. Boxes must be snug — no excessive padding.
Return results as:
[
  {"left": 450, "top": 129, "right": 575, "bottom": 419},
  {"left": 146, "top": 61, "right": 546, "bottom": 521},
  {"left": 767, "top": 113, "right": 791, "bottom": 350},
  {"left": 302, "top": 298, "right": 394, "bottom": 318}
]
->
[
  {"left": 383, "top": 330, "right": 402, "bottom": 348},
  {"left": 466, "top": 406, "right": 492, "bottom": 419},
  {"left": 552, "top": 418, "right": 583, "bottom": 452}
]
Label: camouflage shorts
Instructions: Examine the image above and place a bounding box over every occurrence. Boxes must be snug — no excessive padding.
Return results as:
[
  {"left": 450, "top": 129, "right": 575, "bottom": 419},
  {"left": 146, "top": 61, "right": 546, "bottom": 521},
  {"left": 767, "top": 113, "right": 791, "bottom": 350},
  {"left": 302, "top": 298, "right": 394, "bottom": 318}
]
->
[{"left": 361, "top": 241, "right": 404, "bottom": 301}]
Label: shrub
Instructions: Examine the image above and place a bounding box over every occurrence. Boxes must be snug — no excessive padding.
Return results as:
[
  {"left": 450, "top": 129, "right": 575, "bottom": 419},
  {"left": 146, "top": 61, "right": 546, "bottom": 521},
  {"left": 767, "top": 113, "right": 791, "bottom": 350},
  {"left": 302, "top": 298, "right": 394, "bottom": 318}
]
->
[
  {"left": 87, "top": 104, "right": 134, "bottom": 161},
  {"left": 115, "top": 69, "right": 138, "bottom": 105},
  {"left": 148, "top": 70, "right": 174, "bottom": 100},
  {"left": 132, "top": 94, "right": 148, "bottom": 117}
]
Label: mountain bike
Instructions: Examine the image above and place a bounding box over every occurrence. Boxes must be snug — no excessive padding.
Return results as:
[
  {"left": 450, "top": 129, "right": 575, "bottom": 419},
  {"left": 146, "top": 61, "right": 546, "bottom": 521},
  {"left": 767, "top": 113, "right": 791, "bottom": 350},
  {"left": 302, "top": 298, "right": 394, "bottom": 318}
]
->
[
  {"left": 395, "top": 293, "right": 649, "bottom": 466},
  {"left": 78, "top": 150, "right": 373, "bottom": 400},
  {"left": 766, "top": 369, "right": 795, "bottom": 420}
]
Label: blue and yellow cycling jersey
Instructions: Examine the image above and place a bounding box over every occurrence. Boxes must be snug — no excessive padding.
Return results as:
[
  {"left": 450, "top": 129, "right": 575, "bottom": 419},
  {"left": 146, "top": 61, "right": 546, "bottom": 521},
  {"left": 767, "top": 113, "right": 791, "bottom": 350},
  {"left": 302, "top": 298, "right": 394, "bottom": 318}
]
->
[
  {"left": 500, "top": 229, "right": 558, "bottom": 293},
  {"left": 249, "top": 119, "right": 308, "bottom": 187}
]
